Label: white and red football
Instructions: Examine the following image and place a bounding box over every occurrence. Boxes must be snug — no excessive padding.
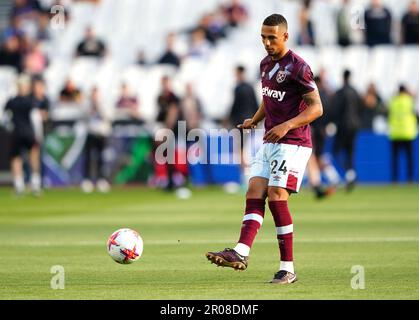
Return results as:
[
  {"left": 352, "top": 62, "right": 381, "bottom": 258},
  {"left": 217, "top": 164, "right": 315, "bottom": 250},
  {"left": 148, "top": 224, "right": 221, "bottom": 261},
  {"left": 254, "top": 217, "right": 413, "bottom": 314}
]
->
[{"left": 107, "top": 228, "right": 143, "bottom": 264}]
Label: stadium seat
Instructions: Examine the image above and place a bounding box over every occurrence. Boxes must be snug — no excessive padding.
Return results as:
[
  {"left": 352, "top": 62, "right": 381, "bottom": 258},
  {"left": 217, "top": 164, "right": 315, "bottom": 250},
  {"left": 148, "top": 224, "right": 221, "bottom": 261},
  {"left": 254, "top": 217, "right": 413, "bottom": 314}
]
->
[
  {"left": 342, "top": 45, "right": 370, "bottom": 93},
  {"left": 0, "top": 67, "right": 18, "bottom": 117},
  {"left": 368, "top": 45, "right": 398, "bottom": 100}
]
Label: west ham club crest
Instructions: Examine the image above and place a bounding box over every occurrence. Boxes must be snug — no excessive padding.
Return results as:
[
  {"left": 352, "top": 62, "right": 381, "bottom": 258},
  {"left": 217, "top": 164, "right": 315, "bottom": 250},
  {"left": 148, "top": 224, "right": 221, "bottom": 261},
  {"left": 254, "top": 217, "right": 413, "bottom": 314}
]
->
[{"left": 276, "top": 70, "right": 287, "bottom": 83}]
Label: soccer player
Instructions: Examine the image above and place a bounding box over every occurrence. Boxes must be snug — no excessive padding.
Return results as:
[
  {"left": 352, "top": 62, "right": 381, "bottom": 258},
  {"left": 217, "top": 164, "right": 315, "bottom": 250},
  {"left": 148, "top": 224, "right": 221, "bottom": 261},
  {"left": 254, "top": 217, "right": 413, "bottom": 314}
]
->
[{"left": 205, "top": 14, "right": 323, "bottom": 284}]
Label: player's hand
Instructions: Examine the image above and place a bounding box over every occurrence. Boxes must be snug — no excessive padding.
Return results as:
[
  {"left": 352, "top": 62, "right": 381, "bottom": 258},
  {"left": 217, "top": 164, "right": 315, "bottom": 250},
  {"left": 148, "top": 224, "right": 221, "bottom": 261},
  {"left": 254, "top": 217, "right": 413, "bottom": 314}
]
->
[
  {"left": 237, "top": 118, "right": 256, "bottom": 130},
  {"left": 263, "top": 123, "right": 291, "bottom": 143}
]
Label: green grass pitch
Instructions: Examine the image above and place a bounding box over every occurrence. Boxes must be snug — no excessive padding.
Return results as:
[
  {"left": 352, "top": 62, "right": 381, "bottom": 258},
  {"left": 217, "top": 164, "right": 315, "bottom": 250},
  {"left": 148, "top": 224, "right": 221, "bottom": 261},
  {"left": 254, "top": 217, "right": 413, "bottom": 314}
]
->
[{"left": 0, "top": 184, "right": 418, "bottom": 300}]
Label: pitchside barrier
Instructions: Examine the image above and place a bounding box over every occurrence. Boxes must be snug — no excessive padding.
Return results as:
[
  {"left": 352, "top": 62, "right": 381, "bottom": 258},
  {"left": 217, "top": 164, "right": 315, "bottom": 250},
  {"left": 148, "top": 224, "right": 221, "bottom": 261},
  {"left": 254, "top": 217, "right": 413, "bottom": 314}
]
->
[{"left": 37, "top": 127, "right": 419, "bottom": 186}]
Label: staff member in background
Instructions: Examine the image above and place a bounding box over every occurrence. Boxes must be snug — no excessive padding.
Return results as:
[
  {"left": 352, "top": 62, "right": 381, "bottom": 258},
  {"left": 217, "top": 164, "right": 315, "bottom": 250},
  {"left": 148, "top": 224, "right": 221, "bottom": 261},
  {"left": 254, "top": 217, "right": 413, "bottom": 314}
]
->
[
  {"left": 81, "top": 86, "right": 112, "bottom": 193},
  {"left": 4, "top": 75, "right": 42, "bottom": 195},
  {"left": 388, "top": 85, "right": 417, "bottom": 183}
]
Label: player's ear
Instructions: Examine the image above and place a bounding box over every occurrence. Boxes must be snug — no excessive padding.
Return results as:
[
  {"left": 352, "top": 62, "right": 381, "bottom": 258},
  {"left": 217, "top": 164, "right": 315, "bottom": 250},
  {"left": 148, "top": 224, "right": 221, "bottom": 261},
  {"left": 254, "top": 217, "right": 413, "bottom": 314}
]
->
[{"left": 283, "top": 32, "right": 289, "bottom": 42}]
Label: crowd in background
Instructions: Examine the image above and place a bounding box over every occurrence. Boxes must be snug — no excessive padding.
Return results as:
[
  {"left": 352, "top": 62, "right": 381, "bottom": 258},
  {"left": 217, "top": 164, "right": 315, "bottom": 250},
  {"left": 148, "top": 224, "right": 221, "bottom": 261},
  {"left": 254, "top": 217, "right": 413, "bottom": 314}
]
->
[{"left": 0, "top": 0, "right": 418, "bottom": 194}]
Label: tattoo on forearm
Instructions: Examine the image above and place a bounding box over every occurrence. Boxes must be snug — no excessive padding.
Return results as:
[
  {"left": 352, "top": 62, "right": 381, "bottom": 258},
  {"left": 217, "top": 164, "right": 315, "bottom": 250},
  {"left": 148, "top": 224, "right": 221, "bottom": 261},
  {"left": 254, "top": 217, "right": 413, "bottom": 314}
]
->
[{"left": 302, "top": 92, "right": 321, "bottom": 106}]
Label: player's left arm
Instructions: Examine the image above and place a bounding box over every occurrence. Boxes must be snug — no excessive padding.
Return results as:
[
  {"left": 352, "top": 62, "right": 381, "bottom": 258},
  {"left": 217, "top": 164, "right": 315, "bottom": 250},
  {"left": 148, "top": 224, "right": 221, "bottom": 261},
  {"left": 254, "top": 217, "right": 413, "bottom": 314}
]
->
[{"left": 264, "top": 90, "right": 323, "bottom": 143}]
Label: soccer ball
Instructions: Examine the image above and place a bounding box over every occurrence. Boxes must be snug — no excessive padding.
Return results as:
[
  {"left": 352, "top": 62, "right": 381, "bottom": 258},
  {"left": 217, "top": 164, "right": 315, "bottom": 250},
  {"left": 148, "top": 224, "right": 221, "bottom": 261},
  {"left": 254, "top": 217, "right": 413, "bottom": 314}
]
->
[{"left": 107, "top": 228, "right": 143, "bottom": 264}]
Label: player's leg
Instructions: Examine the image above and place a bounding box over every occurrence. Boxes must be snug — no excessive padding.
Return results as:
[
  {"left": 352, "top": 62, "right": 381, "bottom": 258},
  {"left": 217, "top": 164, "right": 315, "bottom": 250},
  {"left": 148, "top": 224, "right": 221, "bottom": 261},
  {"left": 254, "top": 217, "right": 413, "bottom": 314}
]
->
[
  {"left": 405, "top": 141, "right": 414, "bottom": 183},
  {"left": 267, "top": 143, "right": 312, "bottom": 284},
  {"left": 28, "top": 141, "right": 41, "bottom": 195},
  {"left": 10, "top": 135, "right": 25, "bottom": 194},
  {"left": 95, "top": 136, "right": 110, "bottom": 192},
  {"left": 344, "top": 129, "right": 356, "bottom": 191},
  {"left": 81, "top": 135, "right": 95, "bottom": 193},
  {"left": 11, "top": 155, "right": 25, "bottom": 194},
  {"left": 307, "top": 154, "right": 327, "bottom": 199},
  {"left": 268, "top": 186, "right": 297, "bottom": 284},
  {"left": 206, "top": 144, "right": 269, "bottom": 270},
  {"left": 235, "top": 176, "right": 268, "bottom": 254},
  {"left": 205, "top": 176, "right": 268, "bottom": 270}
]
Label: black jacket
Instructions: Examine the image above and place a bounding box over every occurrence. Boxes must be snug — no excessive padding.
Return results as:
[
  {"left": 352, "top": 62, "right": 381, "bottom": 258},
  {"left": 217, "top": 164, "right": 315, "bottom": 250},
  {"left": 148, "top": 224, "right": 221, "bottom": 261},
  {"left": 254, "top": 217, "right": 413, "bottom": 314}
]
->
[
  {"left": 229, "top": 81, "right": 259, "bottom": 126},
  {"left": 331, "top": 84, "right": 363, "bottom": 131}
]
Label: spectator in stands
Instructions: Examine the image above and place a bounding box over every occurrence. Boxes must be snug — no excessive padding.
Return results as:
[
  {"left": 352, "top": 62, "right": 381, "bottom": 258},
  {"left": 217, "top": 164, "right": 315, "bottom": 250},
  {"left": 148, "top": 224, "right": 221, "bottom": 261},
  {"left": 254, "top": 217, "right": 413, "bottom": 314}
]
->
[
  {"left": 187, "top": 27, "right": 212, "bottom": 58},
  {"left": 0, "top": 35, "right": 23, "bottom": 72},
  {"left": 81, "top": 86, "right": 112, "bottom": 193},
  {"left": 223, "top": 0, "right": 248, "bottom": 28},
  {"left": 136, "top": 50, "right": 147, "bottom": 66},
  {"left": 364, "top": 0, "right": 392, "bottom": 46},
  {"left": 59, "top": 79, "right": 83, "bottom": 104},
  {"left": 36, "top": 10, "right": 52, "bottom": 41},
  {"left": 336, "top": 0, "right": 352, "bottom": 47},
  {"left": 75, "top": 26, "right": 106, "bottom": 58},
  {"left": 10, "top": 0, "right": 42, "bottom": 41},
  {"left": 3, "top": 16, "right": 25, "bottom": 41},
  {"left": 157, "top": 32, "right": 181, "bottom": 68},
  {"left": 197, "top": 13, "right": 227, "bottom": 45},
  {"left": 360, "top": 83, "right": 386, "bottom": 130},
  {"left": 297, "top": 0, "right": 316, "bottom": 46},
  {"left": 388, "top": 85, "right": 417, "bottom": 183},
  {"left": 331, "top": 70, "right": 363, "bottom": 192},
  {"left": 115, "top": 83, "right": 141, "bottom": 122},
  {"left": 10, "top": 0, "right": 38, "bottom": 21},
  {"left": 4, "top": 74, "right": 42, "bottom": 195},
  {"left": 181, "top": 82, "right": 203, "bottom": 132},
  {"left": 401, "top": 1, "right": 419, "bottom": 44},
  {"left": 23, "top": 40, "right": 48, "bottom": 75}
]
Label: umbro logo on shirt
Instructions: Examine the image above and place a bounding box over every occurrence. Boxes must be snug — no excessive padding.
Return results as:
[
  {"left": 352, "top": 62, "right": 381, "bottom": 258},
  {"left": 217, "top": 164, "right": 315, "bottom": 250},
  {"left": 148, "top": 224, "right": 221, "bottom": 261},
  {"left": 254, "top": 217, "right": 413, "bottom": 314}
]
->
[{"left": 262, "top": 87, "right": 286, "bottom": 102}]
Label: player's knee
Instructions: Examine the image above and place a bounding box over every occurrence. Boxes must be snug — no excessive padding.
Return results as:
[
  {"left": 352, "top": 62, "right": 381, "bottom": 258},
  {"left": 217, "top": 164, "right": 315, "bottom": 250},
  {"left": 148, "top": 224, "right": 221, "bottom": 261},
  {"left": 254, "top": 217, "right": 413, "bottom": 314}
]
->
[
  {"left": 246, "top": 184, "right": 267, "bottom": 200},
  {"left": 267, "top": 187, "right": 290, "bottom": 201},
  {"left": 246, "top": 187, "right": 266, "bottom": 200}
]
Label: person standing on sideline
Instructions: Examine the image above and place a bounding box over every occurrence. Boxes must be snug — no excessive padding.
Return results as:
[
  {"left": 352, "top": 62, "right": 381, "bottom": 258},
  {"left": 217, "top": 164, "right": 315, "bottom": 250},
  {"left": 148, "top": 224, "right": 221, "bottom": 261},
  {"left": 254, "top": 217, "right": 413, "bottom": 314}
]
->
[
  {"left": 331, "top": 70, "right": 362, "bottom": 191},
  {"left": 206, "top": 14, "right": 323, "bottom": 284},
  {"left": 226, "top": 65, "right": 259, "bottom": 179},
  {"left": 4, "top": 75, "right": 42, "bottom": 195},
  {"left": 81, "top": 87, "right": 112, "bottom": 193},
  {"left": 388, "top": 85, "right": 417, "bottom": 183}
]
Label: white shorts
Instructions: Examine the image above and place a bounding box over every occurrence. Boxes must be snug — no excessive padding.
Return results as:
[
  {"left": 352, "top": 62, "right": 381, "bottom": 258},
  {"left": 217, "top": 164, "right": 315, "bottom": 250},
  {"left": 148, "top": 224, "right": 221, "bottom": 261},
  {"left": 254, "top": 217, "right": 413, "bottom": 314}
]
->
[{"left": 249, "top": 143, "right": 312, "bottom": 193}]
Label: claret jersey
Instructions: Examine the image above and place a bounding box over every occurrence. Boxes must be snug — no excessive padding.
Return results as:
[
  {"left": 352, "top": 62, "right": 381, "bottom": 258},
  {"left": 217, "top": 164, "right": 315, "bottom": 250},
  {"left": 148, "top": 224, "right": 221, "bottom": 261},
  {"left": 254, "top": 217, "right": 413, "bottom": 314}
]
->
[{"left": 260, "top": 49, "right": 317, "bottom": 147}]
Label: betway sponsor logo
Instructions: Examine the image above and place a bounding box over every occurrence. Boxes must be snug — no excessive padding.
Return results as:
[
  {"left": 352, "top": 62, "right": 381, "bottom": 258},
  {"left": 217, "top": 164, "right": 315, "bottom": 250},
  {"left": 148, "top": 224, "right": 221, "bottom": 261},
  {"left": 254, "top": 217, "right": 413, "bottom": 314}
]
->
[{"left": 262, "top": 87, "right": 286, "bottom": 101}]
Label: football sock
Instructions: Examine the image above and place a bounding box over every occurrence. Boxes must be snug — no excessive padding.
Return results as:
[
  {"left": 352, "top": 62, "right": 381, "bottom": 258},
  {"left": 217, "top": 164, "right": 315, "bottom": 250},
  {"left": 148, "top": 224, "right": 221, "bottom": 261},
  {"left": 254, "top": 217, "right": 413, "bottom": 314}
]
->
[
  {"left": 14, "top": 175, "right": 25, "bottom": 194},
  {"left": 31, "top": 172, "right": 41, "bottom": 192},
  {"left": 323, "top": 163, "right": 340, "bottom": 186},
  {"left": 269, "top": 200, "right": 294, "bottom": 274},
  {"left": 234, "top": 198, "right": 265, "bottom": 257}
]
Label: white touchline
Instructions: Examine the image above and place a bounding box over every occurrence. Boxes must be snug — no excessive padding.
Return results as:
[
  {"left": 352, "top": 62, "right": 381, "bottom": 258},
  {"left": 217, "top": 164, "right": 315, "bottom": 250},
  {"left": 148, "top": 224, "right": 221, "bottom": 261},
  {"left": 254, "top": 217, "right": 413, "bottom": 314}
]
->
[{"left": 8, "top": 236, "right": 419, "bottom": 247}]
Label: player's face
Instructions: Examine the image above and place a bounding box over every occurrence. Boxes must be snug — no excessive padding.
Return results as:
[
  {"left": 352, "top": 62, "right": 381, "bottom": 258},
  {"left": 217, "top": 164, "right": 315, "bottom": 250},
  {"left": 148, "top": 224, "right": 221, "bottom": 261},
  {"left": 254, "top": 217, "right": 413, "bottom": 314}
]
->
[{"left": 261, "top": 24, "right": 288, "bottom": 57}]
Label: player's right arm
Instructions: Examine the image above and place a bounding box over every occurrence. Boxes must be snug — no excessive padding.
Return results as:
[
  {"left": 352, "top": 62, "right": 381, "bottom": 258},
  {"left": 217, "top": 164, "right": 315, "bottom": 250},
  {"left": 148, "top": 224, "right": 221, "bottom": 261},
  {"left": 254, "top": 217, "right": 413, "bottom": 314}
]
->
[{"left": 237, "top": 101, "right": 265, "bottom": 129}]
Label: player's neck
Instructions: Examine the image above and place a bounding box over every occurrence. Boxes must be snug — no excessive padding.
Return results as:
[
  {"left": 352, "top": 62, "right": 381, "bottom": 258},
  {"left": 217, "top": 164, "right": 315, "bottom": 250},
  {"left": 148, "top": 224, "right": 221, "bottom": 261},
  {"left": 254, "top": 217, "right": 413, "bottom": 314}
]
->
[{"left": 271, "top": 48, "right": 289, "bottom": 61}]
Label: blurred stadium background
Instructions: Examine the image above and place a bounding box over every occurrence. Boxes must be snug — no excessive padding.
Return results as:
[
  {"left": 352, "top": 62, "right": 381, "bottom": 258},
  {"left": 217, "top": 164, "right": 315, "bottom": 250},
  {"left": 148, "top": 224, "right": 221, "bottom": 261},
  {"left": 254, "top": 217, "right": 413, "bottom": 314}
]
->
[{"left": 0, "top": 0, "right": 418, "bottom": 189}]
